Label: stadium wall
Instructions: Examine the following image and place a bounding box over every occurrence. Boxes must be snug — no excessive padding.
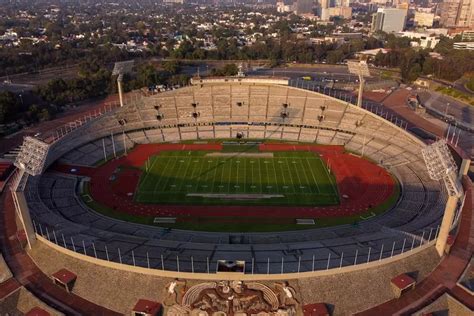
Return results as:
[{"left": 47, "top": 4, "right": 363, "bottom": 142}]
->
[{"left": 34, "top": 234, "right": 437, "bottom": 281}]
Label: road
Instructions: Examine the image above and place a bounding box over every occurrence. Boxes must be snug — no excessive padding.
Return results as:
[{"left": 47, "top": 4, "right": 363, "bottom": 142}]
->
[
  {"left": 249, "top": 67, "right": 360, "bottom": 83},
  {"left": 0, "top": 82, "right": 35, "bottom": 93},
  {"left": 454, "top": 77, "right": 474, "bottom": 96}
]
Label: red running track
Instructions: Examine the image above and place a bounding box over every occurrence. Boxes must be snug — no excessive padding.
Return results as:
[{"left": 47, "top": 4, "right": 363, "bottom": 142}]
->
[{"left": 54, "top": 143, "right": 395, "bottom": 218}]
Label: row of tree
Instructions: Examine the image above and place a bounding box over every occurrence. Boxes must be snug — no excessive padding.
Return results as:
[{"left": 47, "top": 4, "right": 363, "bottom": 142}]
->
[
  {"left": 372, "top": 42, "right": 474, "bottom": 82},
  {"left": 36, "top": 60, "right": 112, "bottom": 106},
  {"left": 0, "top": 90, "right": 54, "bottom": 127}
]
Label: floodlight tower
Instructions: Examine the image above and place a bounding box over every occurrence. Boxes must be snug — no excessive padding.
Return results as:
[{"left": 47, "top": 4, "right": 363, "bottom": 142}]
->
[
  {"left": 112, "top": 60, "right": 134, "bottom": 107},
  {"left": 421, "top": 140, "right": 463, "bottom": 257},
  {"left": 347, "top": 60, "right": 371, "bottom": 107},
  {"left": 237, "top": 63, "right": 246, "bottom": 78}
]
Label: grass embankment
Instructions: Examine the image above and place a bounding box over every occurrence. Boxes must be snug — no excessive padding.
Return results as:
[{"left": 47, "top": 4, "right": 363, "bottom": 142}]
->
[{"left": 435, "top": 86, "right": 474, "bottom": 106}]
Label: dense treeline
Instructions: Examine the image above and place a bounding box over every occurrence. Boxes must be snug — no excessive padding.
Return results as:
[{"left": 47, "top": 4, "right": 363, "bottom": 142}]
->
[
  {"left": 121, "top": 61, "right": 190, "bottom": 91},
  {"left": 210, "top": 64, "right": 239, "bottom": 76},
  {"left": 0, "top": 60, "right": 113, "bottom": 129},
  {"left": 0, "top": 90, "right": 54, "bottom": 127},
  {"left": 36, "top": 59, "right": 112, "bottom": 106},
  {"left": 373, "top": 36, "right": 474, "bottom": 82},
  {"left": 0, "top": 43, "right": 130, "bottom": 77}
]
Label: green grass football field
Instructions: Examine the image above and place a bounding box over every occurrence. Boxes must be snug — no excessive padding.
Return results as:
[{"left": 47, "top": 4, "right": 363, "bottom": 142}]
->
[{"left": 135, "top": 150, "right": 339, "bottom": 206}]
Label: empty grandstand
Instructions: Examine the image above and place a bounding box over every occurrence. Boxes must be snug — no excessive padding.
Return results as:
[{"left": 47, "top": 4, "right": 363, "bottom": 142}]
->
[{"left": 2, "top": 78, "right": 471, "bottom": 315}]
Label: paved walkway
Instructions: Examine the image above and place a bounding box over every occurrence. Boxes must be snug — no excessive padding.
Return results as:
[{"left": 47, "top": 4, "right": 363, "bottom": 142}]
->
[
  {"left": 356, "top": 177, "right": 473, "bottom": 315},
  {"left": 377, "top": 89, "right": 473, "bottom": 158},
  {"left": 0, "top": 190, "right": 120, "bottom": 315},
  {"left": 381, "top": 89, "right": 446, "bottom": 137}
]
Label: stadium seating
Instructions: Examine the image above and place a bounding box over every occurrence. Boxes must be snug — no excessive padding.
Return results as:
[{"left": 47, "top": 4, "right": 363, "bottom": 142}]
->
[{"left": 22, "top": 82, "right": 447, "bottom": 274}]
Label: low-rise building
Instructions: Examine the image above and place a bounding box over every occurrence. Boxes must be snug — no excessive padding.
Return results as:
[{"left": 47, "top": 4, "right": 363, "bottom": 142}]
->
[
  {"left": 453, "top": 42, "right": 474, "bottom": 50},
  {"left": 397, "top": 31, "right": 440, "bottom": 49},
  {"left": 462, "top": 30, "right": 474, "bottom": 41}
]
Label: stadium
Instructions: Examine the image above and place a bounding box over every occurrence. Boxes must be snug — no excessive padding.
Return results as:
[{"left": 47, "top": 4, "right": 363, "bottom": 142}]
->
[{"left": 1, "top": 77, "right": 472, "bottom": 315}]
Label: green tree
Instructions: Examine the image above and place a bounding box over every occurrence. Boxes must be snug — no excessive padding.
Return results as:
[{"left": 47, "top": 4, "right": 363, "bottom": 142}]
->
[
  {"left": 210, "top": 63, "right": 239, "bottom": 76},
  {"left": 0, "top": 91, "right": 19, "bottom": 124},
  {"left": 136, "top": 63, "right": 160, "bottom": 87},
  {"left": 162, "top": 60, "right": 181, "bottom": 75},
  {"left": 466, "top": 75, "right": 474, "bottom": 91},
  {"left": 326, "top": 50, "right": 344, "bottom": 64}
]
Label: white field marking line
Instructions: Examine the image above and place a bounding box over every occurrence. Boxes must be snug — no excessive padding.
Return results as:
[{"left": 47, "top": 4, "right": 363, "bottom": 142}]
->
[
  {"left": 305, "top": 157, "right": 321, "bottom": 194},
  {"left": 305, "top": 159, "right": 319, "bottom": 195},
  {"left": 173, "top": 156, "right": 189, "bottom": 192},
  {"left": 164, "top": 156, "right": 186, "bottom": 193},
  {"left": 263, "top": 158, "right": 270, "bottom": 193},
  {"left": 140, "top": 156, "right": 160, "bottom": 187},
  {"left": 223, "top": 158, "right": 231, "bottom": 193},
  {"left": 297, "top": 157, "right": 312, "bottom": 194},
  {"left": 291, "top": 157, "right": 305, "bottom": 193},
  {"left": 160, "top": 156, "right": 182, "bottom": 193},
  {"left": 153, "top": 157, "right": 176, "bottom": 192},
  {"left": 143, "top": 190, "right": 337, "bottom": 196},
  {"left": 277, "top": 156, "right": 291, "bottom": 192},
  {"left": 284, "top": 157, "right": 297, "bottom": 194},
  {"left": 244, "top": 159, "right": 248, "bottom": 194},
  {"left": 246, "top": 159, "right": 250, "bottom": 193},
  {"left": 228, "top": 160, "right": 237, "bottom": 191},
  {"left": 218, "top": 158, "right": 226, "bottom": 192},
  {"left": 236, "top": 158, "right": 240, "bottom": 192},
  {"left": 176, "top": 156, "right": 195, "bottom": 193},
  {"left": 190, "top": 157, "right": 203, "bottom": 193},
  {"left": 145, "top": 158, "right": 164, "bottom": 198},
  {"left": 250, "top": 159, "right": 255, "bottom": 192},
  {"left": 209, "top": 159, "right": 220, "bottom": 193},
  {"left": 148, "top": 157, "right": 170, "bottom": 195},
  {"left": 241, "top": 160, "right": 247, "bottom": 191},
  {"left": 258, "top": 159, "right": 263, "bottom": 194},
  {"left": 295, "top": 157, "right": 313, "bottom": 194},
  {"left": 320, "top": 159, "right": 338, "bottom": 196},
  {"left": 227, "top": 158, "right": 238, "bottom": 194},
  {"left": 269, "top": 158, "right": 280, "bottom": 194},
  {"left": 187, "top": 156, "right": 201, "bottom": 192},
  {"left": 231, "top": 158, "right": 240, "bottom": 192},
  {"left": 197, "top": 157, "right": 209, "bottom": 192}
]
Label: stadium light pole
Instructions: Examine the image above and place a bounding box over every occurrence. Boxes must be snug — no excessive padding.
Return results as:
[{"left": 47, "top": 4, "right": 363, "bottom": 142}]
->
[
  {"left": 421, "top": 140, "right": 463, "bottom": 256},
  {"left": 112, "top": 60, "right": 134, "bottom": 107},
  {"left": 347, "top": 60, "right": 370, "bottom": 108}
]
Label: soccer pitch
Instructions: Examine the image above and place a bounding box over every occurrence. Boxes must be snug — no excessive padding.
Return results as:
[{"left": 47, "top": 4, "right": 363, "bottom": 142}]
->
[{"left": 135, "top": 151, "right": 339, "bottom": 206}]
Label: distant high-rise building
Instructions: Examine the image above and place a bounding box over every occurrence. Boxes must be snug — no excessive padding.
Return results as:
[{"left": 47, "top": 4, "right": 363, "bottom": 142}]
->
[
  {"left": 321, "top": 6, "right": 352, "bottom": 20},
  {"left": 371, "top": 8, "right": 407, "bottom": 33},
  {"left": 440, "top": 0, "right": 474, "bottom": 28},
  {"left": 296, "top": 0, "right": 314, "bottom": 15},
  {"left": 457, "top": 0, "right": 474, "bottom": 27},
  {"left": 320, "top": 0, "right": 329, "bottom": 9},
  {"left": 332, "top": 0, "right": 350, "bottom": 7},
  {"left": 414, "top": 11, "right": 435, "bottom": 27}
]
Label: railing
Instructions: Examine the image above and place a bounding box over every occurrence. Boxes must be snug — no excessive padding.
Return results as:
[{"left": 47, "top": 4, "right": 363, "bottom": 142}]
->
[
  {"left": 48, "top": 101, "right": 122, "bottom": 144},
  {"left": 31, "top": 219, "right": 440, "bottom": 275},
  {"left": 290, "top": 79, "right": 410, "bottom": 131}
]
